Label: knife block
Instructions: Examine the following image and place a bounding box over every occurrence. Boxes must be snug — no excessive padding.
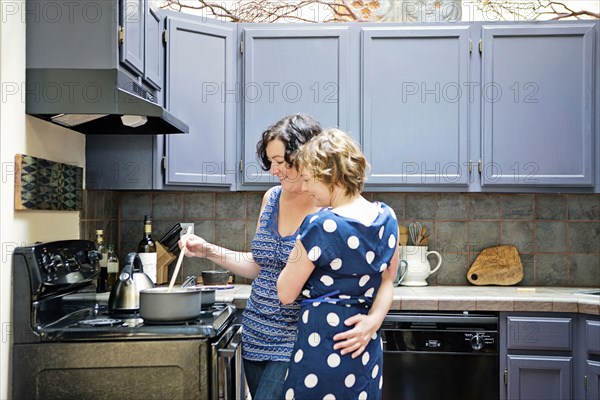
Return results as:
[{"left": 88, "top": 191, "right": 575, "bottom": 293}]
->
[{"left": 156, "top": 242, "right": 176, "bottom": 284}]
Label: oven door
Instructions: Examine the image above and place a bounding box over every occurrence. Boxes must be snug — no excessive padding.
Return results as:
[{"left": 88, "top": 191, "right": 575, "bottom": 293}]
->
[{"left": 211, "top": 324, "right": 244, "bottom": 400}]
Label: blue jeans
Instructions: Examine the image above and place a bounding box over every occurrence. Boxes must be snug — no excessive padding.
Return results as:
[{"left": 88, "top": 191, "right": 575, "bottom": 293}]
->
[{"left": 243, "top": 359, "right": 289, "bottom": 400}]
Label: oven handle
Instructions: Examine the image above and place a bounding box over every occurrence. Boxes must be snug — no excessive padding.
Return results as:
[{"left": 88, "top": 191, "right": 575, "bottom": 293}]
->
[
  {"left": 216, "top": 324, "right": 244, "bottom": 400},
  {"left": 384, "top": 314, "right": 498, "bottom": 325}
]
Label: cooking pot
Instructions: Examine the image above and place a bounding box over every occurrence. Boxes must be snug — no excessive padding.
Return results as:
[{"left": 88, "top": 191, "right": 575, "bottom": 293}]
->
[
  {"left": 139, "top": 287, "right": 216, "bottom": 322},
  {"left": 201, "top": 270, "right": 229, "bottom": 286},
  {"left": 108, "top": 252, "right": 155, "bottom": 313}
]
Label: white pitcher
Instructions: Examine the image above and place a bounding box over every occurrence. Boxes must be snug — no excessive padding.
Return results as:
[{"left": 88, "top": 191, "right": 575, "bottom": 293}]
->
[{"left": 397, "top": 245, "right": 442, "bottom": 286}]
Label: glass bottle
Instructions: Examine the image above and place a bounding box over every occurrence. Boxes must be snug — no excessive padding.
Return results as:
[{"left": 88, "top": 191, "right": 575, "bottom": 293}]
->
[
  {"left": 137, "top": 215, "right": 157, "bottom": 283},
  {"left": 95, "top": 229, "right": 108, "bottom": 292},
  {"left": 106, "top": 244, "right": 119, "bottom": 289}
]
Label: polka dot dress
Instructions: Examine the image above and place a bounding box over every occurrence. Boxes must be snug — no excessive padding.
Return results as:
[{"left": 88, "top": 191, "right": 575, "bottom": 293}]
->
[{"left": 283, "top": 202, "right": 398, "bottom": 400}]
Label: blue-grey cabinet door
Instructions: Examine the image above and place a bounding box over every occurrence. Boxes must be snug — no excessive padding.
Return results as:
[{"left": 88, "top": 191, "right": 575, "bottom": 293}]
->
[
  {"left": 241, "top": 26, "right": 351, "bottom": 185},
  {"left": 165, "top": 17, "right": 236, "bottom": 187},
  {"left": 120, "top": 0, "right": 145, "bottom": 76},
  {"left": 86, "top": 134, "right": 156, "bottom": 190},
  {"left": 144, "top": 6, "right": 162, "bottom": 90},
  {"left": 362, "top": 26, "right": 471, "bottom": 187},
  {"left": 481, "top": 24, "right": 595, "bottom": 187},
  {"left": 586, "top": 360, "right": 600, "bottom": 400},
  {"left": 507, "top": 355, "right": 572, "bottom": 399}
]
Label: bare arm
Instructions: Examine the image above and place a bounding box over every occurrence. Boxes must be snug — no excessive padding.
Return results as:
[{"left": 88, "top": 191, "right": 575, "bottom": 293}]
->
[
  {"left": 277, "top": 239, "right": 315, "bottom": 304},
  {"left": 332, "top": 244, "right": 400, "bottom": 358},
  {"left": 180, "top": 189, "right": 272, "bottom": 280}
]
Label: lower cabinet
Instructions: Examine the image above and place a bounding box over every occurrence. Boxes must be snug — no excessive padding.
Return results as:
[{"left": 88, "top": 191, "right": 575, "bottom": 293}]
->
[
  {"left": 578, "top": 315, "right": 600, "bottom": 400},
  {"left": 585, "top": 361, "right": 600, "bottom": 400},
  {"left": 500, "top": 312, "right": 575, "bottom": 400},
  {"left": 506, "top": 355, "right": 572, "bottom": 399}
]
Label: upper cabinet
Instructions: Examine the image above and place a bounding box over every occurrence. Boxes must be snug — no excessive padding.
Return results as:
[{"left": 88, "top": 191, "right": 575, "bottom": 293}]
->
[
  {"left": 163, "top": 15, "right": 237, "bottom": 188},
  {"left": 361, "top": 26, "right": 471, "bottom": 187},
  {"left": 240, "top": 25, "right": 354, "bottom": 185},
  {"left": 480, "top": 24, "right": 596, "bottom": 188},
  {"left": 120, "top": 0, "right": 145, "bottom": 76},
  {"left": 144, "top": 5, "right": 164, "bottom": 91},
  {"left": 120, "top": 0, "right": 163, "bottom": 92},
  {"left": 85, "top": 16, "right": 598, "bottom": 193}
]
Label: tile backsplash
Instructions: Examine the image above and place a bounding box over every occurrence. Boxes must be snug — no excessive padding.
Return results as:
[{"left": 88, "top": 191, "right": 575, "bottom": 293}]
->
[{"left": 81, "top": 191, "right": 600, "bottom": 287}]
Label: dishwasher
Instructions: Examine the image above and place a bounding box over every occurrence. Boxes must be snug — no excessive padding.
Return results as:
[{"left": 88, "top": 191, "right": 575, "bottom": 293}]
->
[{"left": 381, "top": 311, "right": 499, "bottom": 400}]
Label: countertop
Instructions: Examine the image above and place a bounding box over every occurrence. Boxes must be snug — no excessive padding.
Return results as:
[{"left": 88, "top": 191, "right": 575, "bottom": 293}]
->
[{"left": 216, "top": 285, "right": 600, "bottom": 315}]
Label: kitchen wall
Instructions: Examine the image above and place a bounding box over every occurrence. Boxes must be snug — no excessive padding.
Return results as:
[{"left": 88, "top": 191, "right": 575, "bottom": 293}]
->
[
  {"left": 82, "top": 191, "right": 600, "bottom": 287},
  {"left": 0, "top": 5, "right": 85, "bottom": 398}
]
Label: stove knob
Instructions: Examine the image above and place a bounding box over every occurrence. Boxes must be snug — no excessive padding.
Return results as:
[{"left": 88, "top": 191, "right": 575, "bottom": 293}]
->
[{"left": 470, "top": 334, "right": 484, "bottom": 350}]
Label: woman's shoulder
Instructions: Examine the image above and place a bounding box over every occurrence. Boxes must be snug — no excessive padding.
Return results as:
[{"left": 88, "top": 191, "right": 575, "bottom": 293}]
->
[{"left": 262, "top": 185, "right": 282, "bottom": 203}]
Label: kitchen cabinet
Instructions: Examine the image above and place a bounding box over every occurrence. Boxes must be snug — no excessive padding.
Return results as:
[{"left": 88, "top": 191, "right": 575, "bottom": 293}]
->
[
  {"left": 120, "top": 0, "right": 164, "bottom": 93},
  {"left": 500, "top": 312, "right": 575, "bottom": 400},
  {"left": 144, "top": 5, "right": 164, "bottom": 91},
  {"left": 577, "top": 315, "right": 600, "bottom": 399},
  {"left": 239, "top": 24, "right": 354, "bottom": 186},
  {"left": 360, "top": 22, "right": 598, "bottom": 192},
  {"left": 86, "top": 134, "right": 160, "bottom": 190},
  {"left": 163, "top": 14, "right": 237, "bottom": 187},
  {"left": 120, "top": 0, "right": 145, "bottom": 77},
  {"left": 480, "top": 24, "right": 595, "bottom": 189},
  {"left": 361, "top": 25, "right": 471, "bottom": 187},
  {"left": 85, "top": 18, "right": 598, "bottom": 192}
]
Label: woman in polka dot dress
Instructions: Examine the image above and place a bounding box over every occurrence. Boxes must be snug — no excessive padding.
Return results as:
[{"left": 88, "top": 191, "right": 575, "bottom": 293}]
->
[{"left": 278, "top": 128, "right": 400, "bottom": 400}]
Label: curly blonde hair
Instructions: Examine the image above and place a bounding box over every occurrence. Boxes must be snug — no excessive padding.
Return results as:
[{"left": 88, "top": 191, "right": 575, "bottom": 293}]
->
[{"left": 295, "top": 128, "right": 368, "bottom": 196}]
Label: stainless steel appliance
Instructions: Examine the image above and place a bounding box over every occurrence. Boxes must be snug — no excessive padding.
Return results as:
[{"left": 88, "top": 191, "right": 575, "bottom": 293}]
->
[
  {"left": 381, "top": 311, "right": 499, "bottom": 400},
  {"left": 12, "top": 240, "right": 243, "bottom": 400},
  {"left": 26, "top": 0, "right": 188, "bottom": 135}
]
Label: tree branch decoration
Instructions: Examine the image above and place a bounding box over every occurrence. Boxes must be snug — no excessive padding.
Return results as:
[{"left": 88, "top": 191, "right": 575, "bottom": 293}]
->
[{"left": 160, "top": 1, "right": 599, "bottom": 23}]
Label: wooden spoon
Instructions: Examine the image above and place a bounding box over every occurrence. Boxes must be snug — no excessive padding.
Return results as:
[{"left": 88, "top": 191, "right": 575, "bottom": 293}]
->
[
  {"left": 168, "top": 226, "right": 192, "bottom": 291},
  {"left": 398, "top": 225, "right": 409, "bottom": 246}
]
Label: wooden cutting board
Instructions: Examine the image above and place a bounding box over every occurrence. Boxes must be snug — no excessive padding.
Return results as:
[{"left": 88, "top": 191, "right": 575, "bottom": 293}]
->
[{"left": 467, "top": 245, "right": 524, "bottom": 286}]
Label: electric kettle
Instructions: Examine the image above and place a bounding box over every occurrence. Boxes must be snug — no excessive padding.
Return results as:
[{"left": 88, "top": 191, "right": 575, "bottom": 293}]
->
[{"left": 108, "top": 252, "right": 155, "bottom": 313}]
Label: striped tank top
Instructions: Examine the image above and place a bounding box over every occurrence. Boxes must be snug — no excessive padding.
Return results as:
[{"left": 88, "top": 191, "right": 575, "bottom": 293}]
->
[{"left": 241, "top": 186, "right": 301, "bottom": 361}]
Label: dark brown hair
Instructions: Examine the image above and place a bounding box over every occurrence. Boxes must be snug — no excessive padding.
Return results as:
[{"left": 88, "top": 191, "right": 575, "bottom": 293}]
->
[{"left": 256, "top": 113, "right": 322, "bottom": 171}]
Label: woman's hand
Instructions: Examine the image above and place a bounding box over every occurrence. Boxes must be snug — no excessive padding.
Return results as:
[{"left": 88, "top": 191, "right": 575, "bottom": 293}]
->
[
  {"left": 179, "top": 234, "right": 214, "bottom": 258},
  {"left": 332, "top": 313, "right": 379, "bottom": 359}
]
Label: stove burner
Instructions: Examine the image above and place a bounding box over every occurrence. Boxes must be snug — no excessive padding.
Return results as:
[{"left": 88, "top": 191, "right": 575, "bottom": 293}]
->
[
  {"left": 142, "top": 318, "right": 203, "bottom": 326},
  {"left": 79, "top": 318, "right": 123, "bottom": 327}
]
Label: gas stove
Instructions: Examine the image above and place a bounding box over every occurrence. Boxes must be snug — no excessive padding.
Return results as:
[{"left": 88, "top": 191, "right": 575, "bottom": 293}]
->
[
  {"left": 13, "top": 240, "right": 237, "bottom": 343},
  {"left": 40, "top": 299, "right": 236, "bottom": 341},
  {"left": 13, "top": 240, "right": 244, "bottom": 400}
]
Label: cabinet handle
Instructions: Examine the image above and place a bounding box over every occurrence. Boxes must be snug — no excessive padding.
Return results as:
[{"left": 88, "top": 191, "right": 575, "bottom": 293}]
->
[
  {"left": 478, "top": 159, "right": 482, "bottom": 174},
  {"left": 469, "top": 160, "right": 472, "bottom": 173},
  {"left": 584, "top": 375, "right": 588, "bottom": 391},
  {"left": 504, "top": 368, "right": 508, "bottom": 385}
]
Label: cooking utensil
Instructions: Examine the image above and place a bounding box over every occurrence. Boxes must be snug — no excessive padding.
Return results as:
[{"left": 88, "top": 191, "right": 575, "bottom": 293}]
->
[
  {"left": 158, "top": 223, "right": 182, "bottom": 248},
  {"left": 398, "top": 225, "right": 409, "bottom": 246},
  {"left": 139, "top": 287, "right": 203, "bottom": 322},
  {"left": 169, "top": 226, "right": 192, "bottom": 291},
  {"left": 408, "top": 222, "right": 423, "bottom": 246},
  {"left": 467, "top": 245, "right": 523, "bottom": 286},
  {"left": 168, "top": 240, "right": 181, "bottom": 254},
  {"left": 108, "top": 253, "right": 155, "bottom": 313},
  {"left": 201, "top": 270, "right": 230, "bottom": 286},
  {"left": 419, "top": 226, "right": 429, "bottom": 246},
  {"left": 181, "top": 275, "right": 198, "bottom": 288}
]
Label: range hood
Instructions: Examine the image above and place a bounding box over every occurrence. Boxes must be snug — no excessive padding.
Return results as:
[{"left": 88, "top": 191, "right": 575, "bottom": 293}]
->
[{"left": 26, "top": 68, "right": 188, "bottom": 135}]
